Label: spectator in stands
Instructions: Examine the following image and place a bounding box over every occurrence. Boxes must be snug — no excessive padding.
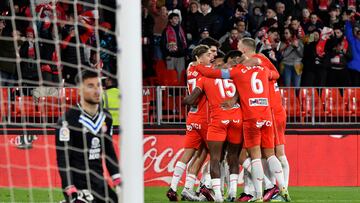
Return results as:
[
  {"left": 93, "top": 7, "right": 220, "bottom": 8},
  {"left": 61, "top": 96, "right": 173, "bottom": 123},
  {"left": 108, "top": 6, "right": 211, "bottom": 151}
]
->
[
  {"left": 327, "top": 6, "right": 340, "bottom": 28},
  {"left": 248, "top": 6, "right": 264, "bottom": 35},
  {"left": 60, "top": 11, "right": 90, "bottom": 86},
  {"left": 227, "top": 5, "right": 248, "bottom": 32},
  {"left": 220, "top": 27, "right": 240, "bottom": 53},
  {"left": 212, "top": 0, "right": 233, "bottom": 38},
  {"left": 301, "top": 8, "right": 310, "bottom": 26},
  {"left": 38, "top": 20, "right": 59, "bottom": 86},
  {"left": 219, "top": 19, "right": 250, "bottom": 45},
  {"left": 290, "top": 17, "right": 305, "bottom": 39},
  {"left": 184, "top": 1, "right": 200, "bottom": 43},
  {"left": 301, "top": 29, "right": 328, "bottom": 87},
  {"left": 99, "top": 22, "right": 116, "bottom": 74},
  {"left": 195, "top": 0, "right": 221, "bottom": 39},
  {"left": 280, "top": 27, "right": 304, "bottom": 87},
  {"left": 152, "top": 5, "right": 168, "bottom": 60},
  {"left": 0, "top": 18, "right": 21, "bottom": 86},
  {"left": 161, "top": 12, "right": 187, "bottom": 80},
  {"left": 325, "top": 23, "right": 351, "bottom": 87},
  {"left": 304, "top": 13, "right": 324, "bottom": 34},
  {"left": 103, "top": 76, "right": 120, "bottom": 126},
  {"left": 258, "top": 28, "right": 281, "bottom": 68},
  {"left": 142, "top": 6, "right": 155, "bottom": 78},
  {"left": 19, "top": 26, "right": 39, "bottom": 86},
  {"left": 344, "top": 12, "right": 360, "bottom": 86},
  {"left": 275, "top": 2, "right": 286, "bottom": 28}
]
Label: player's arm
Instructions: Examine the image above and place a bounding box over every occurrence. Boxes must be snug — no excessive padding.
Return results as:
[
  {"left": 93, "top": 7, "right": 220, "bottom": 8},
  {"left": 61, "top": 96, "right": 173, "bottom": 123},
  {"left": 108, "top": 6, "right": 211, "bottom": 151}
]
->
[
  {"left": 269, "top": 69, "right": 280, "bottom": 80},
  {"left": 103, "top": 115, "right": 121, "bottom": 187},
  {"left": 183, "top": 87, "right": 203, "bottom": 105},
  {"left": 220, "top": 91, "right": 239, "bottom": 109},
  {"left": 55, "top": 117, "right": 77, "bottom": 198}
]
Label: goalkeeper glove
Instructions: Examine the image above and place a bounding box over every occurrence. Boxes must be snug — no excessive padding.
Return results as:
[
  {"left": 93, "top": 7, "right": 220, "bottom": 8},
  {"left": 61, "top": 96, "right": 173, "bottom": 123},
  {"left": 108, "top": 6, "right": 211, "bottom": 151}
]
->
[{"left": 65, "top": 186, "right": 94, "bottom": 203}]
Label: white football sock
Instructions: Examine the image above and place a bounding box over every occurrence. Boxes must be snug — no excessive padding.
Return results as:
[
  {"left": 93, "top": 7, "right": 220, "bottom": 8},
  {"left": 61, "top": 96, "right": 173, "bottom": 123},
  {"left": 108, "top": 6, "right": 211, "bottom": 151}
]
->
[
  {"left": 278, "top": 155, "right": 290, "bottom": 188},
  {"left": 261, "top": 159, "right": 275, "bottom": 190},
  {"left": 170, "top": 161, "right": 186, "bottom": 191},
  {"left": 242, "top": 158, "right": 252, "bottom": 173},
  {"left": 211, "top": 178, "right": 223, "bottom": 200},
  {"left": 251, "top": 159, "right": 264, "bottom": 199},
  {"left": 228, "top": 174, "right": 238, "bottom": 198},
  {"left": 184, "top": 174, "right": 196, "bottom": 191},
  {"left": 203, "top": 164, "right": 212, "bottom": 188},
  {"left": 267, "top": 155, "right": 285, "bottom": 189},
  {"left": 243, "top": 169, "right": 255, "bottom": 196}
]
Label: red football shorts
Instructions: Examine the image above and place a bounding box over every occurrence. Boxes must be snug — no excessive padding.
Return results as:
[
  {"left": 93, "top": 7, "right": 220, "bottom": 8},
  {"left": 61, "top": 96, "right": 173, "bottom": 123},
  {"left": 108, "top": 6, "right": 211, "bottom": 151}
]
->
[
  {"left": 273, "top": 110, "right": 286, "bottom": 145},
  {"left": 207, "top": 119, "right": 243, "bottom": 144},
  {"left": 243, "top": 117, "right": 274, "bottom": 148},
  {"left": 184, "top": 115, "right": 208, "bottom": 149}
]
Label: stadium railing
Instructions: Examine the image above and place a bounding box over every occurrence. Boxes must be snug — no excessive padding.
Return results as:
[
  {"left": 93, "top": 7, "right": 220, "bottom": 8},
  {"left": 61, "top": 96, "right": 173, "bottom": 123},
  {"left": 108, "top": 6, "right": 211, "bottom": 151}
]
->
[{"left": 0, "top": 86, "right": 359, "bottom": 125}]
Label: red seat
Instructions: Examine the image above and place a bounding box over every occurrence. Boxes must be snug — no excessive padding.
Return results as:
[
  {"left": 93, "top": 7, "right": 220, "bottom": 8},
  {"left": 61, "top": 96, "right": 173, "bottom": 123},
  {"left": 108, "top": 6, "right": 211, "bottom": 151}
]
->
[
  {"left": 160, "top": 70, "right": 179, "bottom": 86},
  {"left": 63, "top": 88, "right": 79, "bottom": 108},
  {"left": 299, "top": 88, "right": 324, "bottom": 116},
  {"left": 12, "top": 96, "right": 40, "bottom": 118},
  {"left": 0, "top": 88, "right": 9, "bottom": 121},
  {"left": 344, "top": 88, "right": 360, "bottom": 116},
  {"left": 320, "top": 88, "right": 345, "bottom": 116},
  {"left": 39, "top": 96, "right": 61, "bottom": 120},
  {"left": 280, "top": 88, "right": 300, "bottom": 116}
]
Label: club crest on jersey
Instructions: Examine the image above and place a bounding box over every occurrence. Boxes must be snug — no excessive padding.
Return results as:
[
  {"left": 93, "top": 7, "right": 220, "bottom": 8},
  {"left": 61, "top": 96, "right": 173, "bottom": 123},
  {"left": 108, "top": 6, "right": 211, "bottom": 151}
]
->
[{"left": 249, "top": 98, "right": 268, "bottom": 106}]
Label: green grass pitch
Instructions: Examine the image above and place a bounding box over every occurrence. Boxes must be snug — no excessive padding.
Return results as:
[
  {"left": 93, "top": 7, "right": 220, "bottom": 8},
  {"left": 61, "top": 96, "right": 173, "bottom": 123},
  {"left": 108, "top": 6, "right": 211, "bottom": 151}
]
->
[{"left": 1, "top": 187, "right": 360, "bottom": 202}]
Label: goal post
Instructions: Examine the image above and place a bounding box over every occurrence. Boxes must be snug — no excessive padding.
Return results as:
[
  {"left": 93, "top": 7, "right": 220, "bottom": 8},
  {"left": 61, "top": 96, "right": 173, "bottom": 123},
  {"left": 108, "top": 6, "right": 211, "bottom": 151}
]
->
[{"left": 118, "top": 0, "right": 144, "bottom": 203}]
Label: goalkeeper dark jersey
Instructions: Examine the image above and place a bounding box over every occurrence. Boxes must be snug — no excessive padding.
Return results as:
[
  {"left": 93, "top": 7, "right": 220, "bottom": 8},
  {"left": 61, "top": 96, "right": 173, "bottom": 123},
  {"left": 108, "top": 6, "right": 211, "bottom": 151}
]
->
[{"left": 55, "top": 104, "right": 120, "bottom": 191}]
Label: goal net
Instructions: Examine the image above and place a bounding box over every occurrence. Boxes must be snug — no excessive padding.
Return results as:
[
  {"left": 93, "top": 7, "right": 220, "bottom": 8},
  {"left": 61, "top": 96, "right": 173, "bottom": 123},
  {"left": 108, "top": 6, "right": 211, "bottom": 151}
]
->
[{"left": 0, "top": 0, "right": 143, "bottom": 202}]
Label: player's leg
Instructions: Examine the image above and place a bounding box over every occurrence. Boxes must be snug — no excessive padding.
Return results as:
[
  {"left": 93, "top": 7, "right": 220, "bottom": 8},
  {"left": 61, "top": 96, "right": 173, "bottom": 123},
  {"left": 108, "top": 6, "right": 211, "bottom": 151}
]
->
[
  {"left": 225, "top": 121, "right": 242, "bottom": 201},
  {"left": 207, "top": 123, "right": 227, "bottom": 202},
  {"left": 181, "top": 145, "right": 207, "bottom": 201},
  {"left": 208, "top": 140, "right": 225, "bottom": 201},
  {"left": 243, "top": 119, "right": 264, "bottom": 201},
  {"left": 167, "top": 120, "right": 202, "bottom": 201},
  {"left": 261, "top": 121, "right": 290, "bottom": 201},
  {"left": 274, "top": 111, "right": 290, "bottom": 188}
]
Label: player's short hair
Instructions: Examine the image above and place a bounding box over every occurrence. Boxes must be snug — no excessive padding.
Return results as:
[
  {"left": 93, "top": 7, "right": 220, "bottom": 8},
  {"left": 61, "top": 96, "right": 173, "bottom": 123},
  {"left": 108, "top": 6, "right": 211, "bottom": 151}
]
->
[
  {"left": 240, "top": 37, "right": 256, "bottom": 51},
  {"left": 224, "top": 50, "right": 243, "bottom": 63},
  {"left": 199, "top": 37, "right": 220, "bottom": 48},
  {"left": 192, "top": 45, "right": 209, "bottom": 60},
  {"left": 75, "top": 69, "right": 100, "bottom": 85}
]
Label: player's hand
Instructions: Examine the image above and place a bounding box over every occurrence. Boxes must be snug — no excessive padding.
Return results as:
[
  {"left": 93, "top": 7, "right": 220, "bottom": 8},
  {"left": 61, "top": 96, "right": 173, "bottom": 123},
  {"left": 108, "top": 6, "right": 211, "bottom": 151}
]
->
[{"left": 221, "top": 99, "right": 236, "bottom": 109}]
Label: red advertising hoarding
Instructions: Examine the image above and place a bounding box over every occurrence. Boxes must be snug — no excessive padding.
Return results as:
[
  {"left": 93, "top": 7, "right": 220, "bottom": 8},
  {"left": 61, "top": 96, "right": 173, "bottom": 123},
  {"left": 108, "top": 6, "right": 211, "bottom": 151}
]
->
[{"left": 0, "top": 133, "right": 360, "bottom": 187}]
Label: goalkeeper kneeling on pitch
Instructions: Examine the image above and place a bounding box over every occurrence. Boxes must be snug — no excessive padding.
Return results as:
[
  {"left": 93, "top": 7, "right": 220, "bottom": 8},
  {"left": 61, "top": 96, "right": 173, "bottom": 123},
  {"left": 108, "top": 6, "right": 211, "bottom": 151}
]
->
[{"left": 56, "top": 70, "right": 121, "bottom": 203}]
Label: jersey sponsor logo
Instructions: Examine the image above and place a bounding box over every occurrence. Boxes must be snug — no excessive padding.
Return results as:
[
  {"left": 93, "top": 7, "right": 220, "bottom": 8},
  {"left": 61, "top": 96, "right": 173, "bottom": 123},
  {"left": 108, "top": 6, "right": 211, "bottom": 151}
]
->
[
  {"left": 233, "top": 119, "right": 241, "bottom": 123},
  {"left": 59, "top": 121, "right": 70, "bottom": 141},
  {"left": 187, "top": 123, "right": 201, "bottom": 131},
  {"left": 249, "top": 98, "right": 269, "bottom": 106},
  {"left": 221, "top": 120, "right": 230, "bottom": 125},
  {"left": 89, "top": 137, "right": 101, "bottom": 160},
  {"left": 256, "top": 120, "right": 272, "bottom": 128}
]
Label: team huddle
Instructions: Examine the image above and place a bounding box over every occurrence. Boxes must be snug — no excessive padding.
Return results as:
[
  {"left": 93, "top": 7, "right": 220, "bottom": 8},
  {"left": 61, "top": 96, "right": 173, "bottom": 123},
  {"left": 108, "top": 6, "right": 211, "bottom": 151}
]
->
[{"left": 167, "top": 37, "right": 290, "bottom": 202}]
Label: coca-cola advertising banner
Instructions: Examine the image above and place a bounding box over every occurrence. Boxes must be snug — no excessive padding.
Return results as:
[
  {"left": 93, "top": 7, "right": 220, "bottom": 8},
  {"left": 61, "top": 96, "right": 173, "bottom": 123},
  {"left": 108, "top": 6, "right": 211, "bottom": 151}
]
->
[{"left": 0, "top": 133, "right": 360, "bottom": 187}]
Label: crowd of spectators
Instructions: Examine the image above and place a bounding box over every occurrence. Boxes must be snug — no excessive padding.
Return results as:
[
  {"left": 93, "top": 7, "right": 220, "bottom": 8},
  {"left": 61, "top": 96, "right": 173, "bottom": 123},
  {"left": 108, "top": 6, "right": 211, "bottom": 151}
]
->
[
  {"left": 0, "top": 0, "right": 116, "bottom": 87},
  {"left": 142, "top": 0, "right": 360, "bottom": 87},
  {"left": 0, "top": 0, "right": 360, "bottom": 88}
]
